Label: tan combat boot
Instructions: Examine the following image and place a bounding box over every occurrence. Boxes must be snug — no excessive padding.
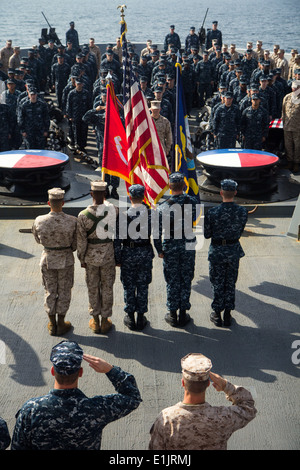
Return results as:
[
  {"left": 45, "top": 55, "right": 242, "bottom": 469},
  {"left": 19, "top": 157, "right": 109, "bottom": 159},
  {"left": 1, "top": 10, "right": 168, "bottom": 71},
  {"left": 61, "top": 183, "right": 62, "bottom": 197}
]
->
[
  {"left": 56, "top": 315, "right": 72, "bottom": 335},
  {"left": 101, "top": 317, "right": 112, "bottom": 334},
  {"left": 47, "top": 314, "right": 57, "bottom": 336},
  {"left": 89, "top": 315, "right": 101, "bottom": 334}
]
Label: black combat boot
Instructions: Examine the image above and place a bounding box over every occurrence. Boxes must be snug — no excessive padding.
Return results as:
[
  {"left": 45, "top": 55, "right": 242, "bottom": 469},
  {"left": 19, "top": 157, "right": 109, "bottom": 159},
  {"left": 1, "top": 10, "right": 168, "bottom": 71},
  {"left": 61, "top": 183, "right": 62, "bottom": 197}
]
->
[
  {"left": 136, "top": 313, "right": 147, "bottom": 331},
  {"left": 124, "top": 312, "right": 136, "bottom": 330},
  {"left": 178, "top": 309, "right": 191, "bottom": 327},
  {"left": 165, "top": 310, "right": 178, "bottom": 327},
  {"left": 210, "top": 311, "right": 222, "bottom": 327},
  {"left": 223, "top": 309, "right": 232, "bottom": 327}
]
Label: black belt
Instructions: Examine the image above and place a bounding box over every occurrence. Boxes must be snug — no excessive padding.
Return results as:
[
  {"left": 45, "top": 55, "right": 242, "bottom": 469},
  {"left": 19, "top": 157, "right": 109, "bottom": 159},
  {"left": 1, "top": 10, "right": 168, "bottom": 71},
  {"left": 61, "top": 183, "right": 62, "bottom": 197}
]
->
[
  {"left": 123, "top": 240, "right": 151, "bottom": 248},
  {"left": 88, "top": 239, "right": 112, "bottom": 244},
  {"left": 44, "top": 246, "right": 71, "bottom": 250},
  {"left": 211, "top": 239, "right": 239, "bottom": 246}
]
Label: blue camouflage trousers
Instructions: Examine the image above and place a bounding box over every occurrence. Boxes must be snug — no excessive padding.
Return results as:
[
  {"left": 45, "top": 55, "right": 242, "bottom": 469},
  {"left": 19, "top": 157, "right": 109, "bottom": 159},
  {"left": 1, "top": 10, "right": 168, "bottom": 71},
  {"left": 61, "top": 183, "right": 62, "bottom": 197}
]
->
[
  {"left": 209, "top": 258, "right": 240, "bottom": 312},
  {"left": 120, "top": 247, "right": 153, "bottom": 314},
  {"left": 163, "top": 243, "right": 195, "bottom": 311}
]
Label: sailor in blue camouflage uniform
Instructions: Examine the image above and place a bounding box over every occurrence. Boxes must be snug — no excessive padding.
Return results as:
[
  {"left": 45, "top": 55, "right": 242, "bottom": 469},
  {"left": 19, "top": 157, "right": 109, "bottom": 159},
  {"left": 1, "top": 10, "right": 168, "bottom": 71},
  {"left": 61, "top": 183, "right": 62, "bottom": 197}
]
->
[
  {"left": 114, "top": 184, "right": 154, "bottom": 331},
  {"left": 185, "top": 27, "right": 200, "bottom": 54},
  {"left": 196, "top": 50, "right": 214, "bottom": 108},
  {"left": 51, "top": 54, "right": 71, "bottom": 109},
  {"left": 66, "top": 21, "right": 80, "bottom": 54},
  {"left": 154, "top": 172, "right": 198, "bottom": 328},
  {"left": 205, "top": 21, "right": 223, "bottom": 50},
  {"left": 0, "top": 101, "right": 13, "bottom": 151},
  {"left": 212, "top": 91, "right": 241, "bottom": 148},
  {"left": 204, "top": 179, "right": 248, "bottom": 327},
  {"left": 164, "top": 25, "right": 181, "bottom": 52},
  {"left": 18, "top": 87, "right": 50, "bottom": 149},
  {"left": 0, "top": 417, "right": 10, "bottom": 450},
  {"left": 241, "top": 94, "right": 269, "bottom": 150},
  {"left": 66, "top": 77, "right": 92, "bottom": 151},
  {"left": 11, "top": 341, "right": 142, "bottom": 450}
]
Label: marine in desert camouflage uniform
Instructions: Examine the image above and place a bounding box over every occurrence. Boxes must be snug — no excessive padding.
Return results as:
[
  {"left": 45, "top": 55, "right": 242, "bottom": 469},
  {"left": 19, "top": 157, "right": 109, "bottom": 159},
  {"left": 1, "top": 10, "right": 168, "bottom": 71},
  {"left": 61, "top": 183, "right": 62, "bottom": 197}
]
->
[
  {"left": 281, "top": 80, "right": 300, "bottom": 173},
  {"left": 149, "top": 353, "right": 256, "bottom": 450},
  {"left": 77, "top": 181, "right": 117, "bottom": 334},
  {"left": 32, "top": 188, "right": 77, "bottom": 336}
]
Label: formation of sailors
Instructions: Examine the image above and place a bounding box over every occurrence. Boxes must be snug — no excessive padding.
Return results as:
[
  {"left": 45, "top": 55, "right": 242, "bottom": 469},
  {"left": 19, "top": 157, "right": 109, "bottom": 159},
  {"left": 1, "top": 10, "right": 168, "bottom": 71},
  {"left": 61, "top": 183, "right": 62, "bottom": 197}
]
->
[{"left": 0, "top": 22, "right": 299, "bottom": 161}]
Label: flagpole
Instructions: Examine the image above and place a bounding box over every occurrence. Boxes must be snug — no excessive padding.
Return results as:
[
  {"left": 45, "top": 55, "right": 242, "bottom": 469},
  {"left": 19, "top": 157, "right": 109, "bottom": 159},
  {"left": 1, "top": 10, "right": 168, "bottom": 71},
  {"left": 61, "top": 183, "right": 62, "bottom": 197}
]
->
[
  {"left": 175, "top": 58, "right": 181, "bottom": 172},
  {"left": 118, "top": 4, "right": 133, "bottom": 184},
  {"left": 101, "top": 72, "right": 113, "bottom": 182}
]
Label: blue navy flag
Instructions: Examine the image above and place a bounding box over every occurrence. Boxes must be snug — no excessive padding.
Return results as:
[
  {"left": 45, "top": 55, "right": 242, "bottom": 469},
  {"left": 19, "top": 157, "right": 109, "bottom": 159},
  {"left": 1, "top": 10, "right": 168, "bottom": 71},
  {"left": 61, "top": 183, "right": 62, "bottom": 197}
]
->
[{"left": 173, "top": 61, "right": 200, "bottom": 203}]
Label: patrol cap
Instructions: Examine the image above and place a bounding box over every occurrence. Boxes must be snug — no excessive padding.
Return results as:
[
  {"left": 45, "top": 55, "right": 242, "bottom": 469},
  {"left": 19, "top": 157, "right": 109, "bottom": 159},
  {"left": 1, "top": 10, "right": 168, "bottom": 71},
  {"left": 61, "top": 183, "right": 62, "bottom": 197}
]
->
[
  {"left": 170, "top": 25, "right": 175, "bottom": 29},
  {"left": 224, "top": 91, "right": 233, "bottom": 98},
  {"left": 221, "top": 179, "right": 238, "bottom": 191},
  {"left": 181, "top": 353, "right": 212, "bottom": 382},
  {"left": 129, "top": 184, "right": 145, "bottom": 199},
  {"left": 50, "top": 341, "right": 83, "bottom": 376},
  {"left": 28, "top": 87, "right": 38, "bottom": 94},
  {"left": 48, "top": 187, "right": 65, "bottom": 200},
  {"left": 251, "top": 94, "right": 261, "bottom": 100},
  {"left": 150, "top": 100, "right": 161, "bottom": 109},
  {"left": 169, "top": 172, "right": 184, "bottom": 183},
  {"left": 91, "top": 181, "right": 107, "bottom": 191}
]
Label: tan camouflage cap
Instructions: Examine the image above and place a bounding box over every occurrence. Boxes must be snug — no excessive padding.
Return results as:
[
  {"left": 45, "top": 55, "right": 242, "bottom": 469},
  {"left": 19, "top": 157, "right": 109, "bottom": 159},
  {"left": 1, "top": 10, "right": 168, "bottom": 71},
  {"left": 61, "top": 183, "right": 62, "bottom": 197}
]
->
[
  {"left": 91, "top": 181, "right": 107, "bottom": 191},
  {"left": 181, "top": 353, "right": 212, "bottom": 381},
  {"left": 48, "top": 187, "right": 65, "bottom": 200},
  {"left": 150, "top": 100, "right": 161, "bottom": 109}
]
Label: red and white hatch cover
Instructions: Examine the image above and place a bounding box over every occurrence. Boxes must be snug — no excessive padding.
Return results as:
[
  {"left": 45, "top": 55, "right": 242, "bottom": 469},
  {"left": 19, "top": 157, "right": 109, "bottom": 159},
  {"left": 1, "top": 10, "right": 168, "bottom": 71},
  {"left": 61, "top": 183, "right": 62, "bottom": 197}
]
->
[
  {"left": 196, "top": 148, "right": 279, "bottom": 168},
  {"left": 0, "top": 150, "right": 69, "bottom": 169}
]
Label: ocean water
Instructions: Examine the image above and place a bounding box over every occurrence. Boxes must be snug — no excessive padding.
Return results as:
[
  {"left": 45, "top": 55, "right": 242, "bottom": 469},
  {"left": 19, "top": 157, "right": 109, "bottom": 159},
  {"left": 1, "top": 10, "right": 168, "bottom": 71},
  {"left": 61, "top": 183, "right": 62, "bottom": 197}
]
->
[{"left": 0, "top": 0, "right": 299, "bottom": 52}]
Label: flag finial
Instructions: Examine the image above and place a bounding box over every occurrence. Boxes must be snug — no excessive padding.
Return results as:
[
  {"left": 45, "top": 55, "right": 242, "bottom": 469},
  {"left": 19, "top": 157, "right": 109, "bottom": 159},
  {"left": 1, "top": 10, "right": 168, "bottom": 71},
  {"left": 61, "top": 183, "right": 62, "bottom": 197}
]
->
[{"left": 117, "top": 4, "right": 127, "bottom": 21}]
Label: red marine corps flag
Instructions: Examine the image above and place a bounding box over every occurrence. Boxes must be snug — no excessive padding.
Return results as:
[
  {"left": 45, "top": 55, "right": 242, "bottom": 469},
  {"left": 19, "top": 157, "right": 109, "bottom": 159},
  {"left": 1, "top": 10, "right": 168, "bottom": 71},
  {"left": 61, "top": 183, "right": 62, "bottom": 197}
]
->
[
  {"left": 120, "top": 16, "right": 169, "bottom": 207},
  {"left": 102, "top": 81, "right": 131, "bottom": 184}
]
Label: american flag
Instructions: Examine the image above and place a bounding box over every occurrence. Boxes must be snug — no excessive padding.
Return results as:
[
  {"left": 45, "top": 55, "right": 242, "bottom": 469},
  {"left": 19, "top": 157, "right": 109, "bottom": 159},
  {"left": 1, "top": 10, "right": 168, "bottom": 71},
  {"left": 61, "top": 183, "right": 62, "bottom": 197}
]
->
[{"left": 121, "top": 21, "right": 169, "bottom": 207}]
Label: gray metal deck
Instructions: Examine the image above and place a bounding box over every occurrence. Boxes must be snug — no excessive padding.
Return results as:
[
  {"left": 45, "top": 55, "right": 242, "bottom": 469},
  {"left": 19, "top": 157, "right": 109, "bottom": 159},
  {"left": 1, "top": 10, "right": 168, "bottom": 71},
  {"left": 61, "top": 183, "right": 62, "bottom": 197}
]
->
[{"left": 0, "top": 174, "right": 299, "bottom": 450}]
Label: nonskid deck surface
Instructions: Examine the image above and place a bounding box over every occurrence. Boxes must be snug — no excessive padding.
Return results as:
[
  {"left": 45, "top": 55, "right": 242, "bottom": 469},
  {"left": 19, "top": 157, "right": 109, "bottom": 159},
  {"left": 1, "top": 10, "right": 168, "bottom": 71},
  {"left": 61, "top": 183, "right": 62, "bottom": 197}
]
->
[{"left": 0, "top": 194, "right": 299, "bottom": 450}]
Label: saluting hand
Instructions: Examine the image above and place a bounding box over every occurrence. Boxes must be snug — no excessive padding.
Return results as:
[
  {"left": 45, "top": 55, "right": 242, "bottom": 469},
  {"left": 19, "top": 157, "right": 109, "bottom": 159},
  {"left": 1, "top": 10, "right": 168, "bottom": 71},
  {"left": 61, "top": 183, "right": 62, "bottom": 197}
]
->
[
  {"left": 83, "top": 354, "right": 113, "bottom": 374},
  {"left": 209, "top": 371, "right": 227, "bottom": 392}
]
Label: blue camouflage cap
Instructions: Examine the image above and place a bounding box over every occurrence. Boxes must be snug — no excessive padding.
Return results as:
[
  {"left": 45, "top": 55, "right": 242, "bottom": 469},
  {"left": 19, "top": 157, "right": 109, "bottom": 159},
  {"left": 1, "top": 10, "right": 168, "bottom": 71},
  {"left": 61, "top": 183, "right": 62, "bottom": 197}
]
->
[
  {"left": 169, "top": 172, "right": 185, "bottom": 183},
  {"left": 221, "top": 179, "right": 238, "bottom": 191},
  {"left": 50, "top": 341, "right": 83, "bottom": 375},
  {"left": 129, "top": 184, "right": 145, "bottom": 199}
]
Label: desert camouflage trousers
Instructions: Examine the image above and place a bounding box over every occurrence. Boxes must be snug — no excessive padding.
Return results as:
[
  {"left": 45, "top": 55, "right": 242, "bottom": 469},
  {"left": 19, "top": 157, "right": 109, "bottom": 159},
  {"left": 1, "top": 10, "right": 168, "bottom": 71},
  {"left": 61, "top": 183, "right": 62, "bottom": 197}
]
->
[
  {"left": 85, "top": 262, "right": 116, "bottom": 318},
  {"left": 41, "top": 265, "right": 74, "bottom": 316}
]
